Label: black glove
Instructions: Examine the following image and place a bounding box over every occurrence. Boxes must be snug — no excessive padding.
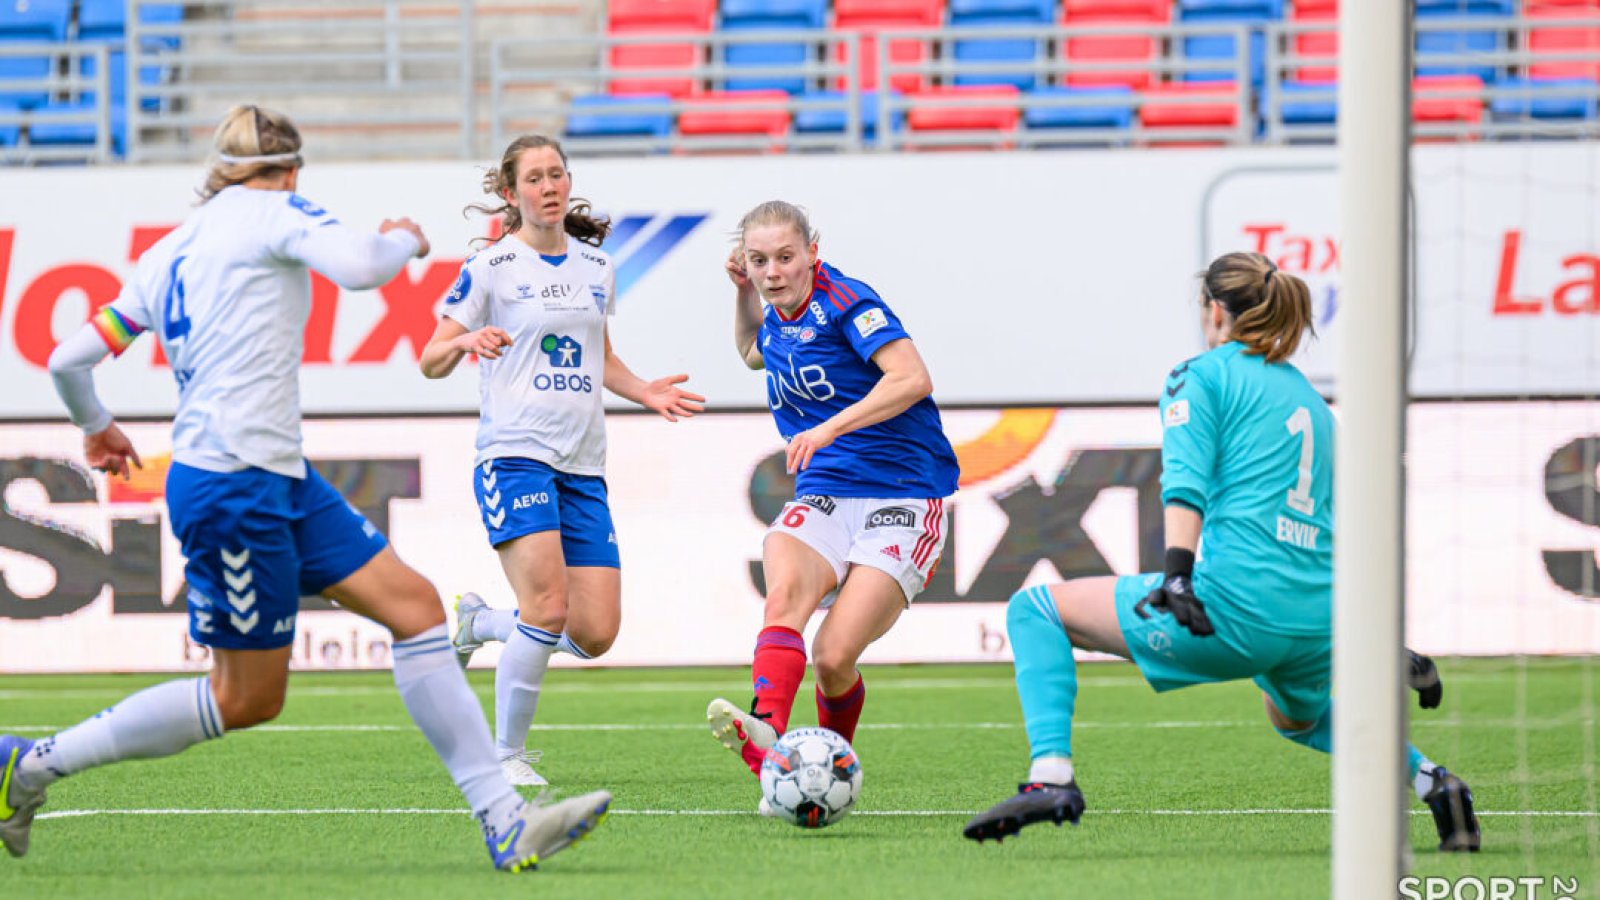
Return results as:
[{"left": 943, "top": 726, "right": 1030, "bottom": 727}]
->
[
  {"left": 1408, "top": 650, "right": 1443, "bottom": 710},
  {"left": 1134, "top": 548, "right": 1215, "bottom": 637}
]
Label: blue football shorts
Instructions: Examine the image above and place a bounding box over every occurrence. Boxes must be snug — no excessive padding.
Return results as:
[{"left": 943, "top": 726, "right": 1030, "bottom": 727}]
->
[
  {"left": 472, "top": 457, "right": 619, "bottom": 568},
  {"left": 166, "top": 461, "right": 388, "bottom": 651}
]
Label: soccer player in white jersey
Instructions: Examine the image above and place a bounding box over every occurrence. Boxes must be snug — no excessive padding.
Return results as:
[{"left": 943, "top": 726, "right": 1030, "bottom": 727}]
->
[
  {"left": 0, "top": 106, "right": 610, "bottom": 873},
  {"left": 421, "top": 135, "right": 703, "bottom": 787},
  {"left": 704, "top": 201, "right": 960, "bottom": 813}
]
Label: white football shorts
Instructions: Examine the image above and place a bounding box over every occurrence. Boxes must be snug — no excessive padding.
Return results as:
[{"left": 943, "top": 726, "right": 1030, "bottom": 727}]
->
[{"left": 766, "top": 494, "right": 948, "bottom": 605}]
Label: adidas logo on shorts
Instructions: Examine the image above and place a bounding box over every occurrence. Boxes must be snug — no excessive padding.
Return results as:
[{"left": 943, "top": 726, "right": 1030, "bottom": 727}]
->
[{"left": 880, "top": 545, "right": 902, "bottom": 562}]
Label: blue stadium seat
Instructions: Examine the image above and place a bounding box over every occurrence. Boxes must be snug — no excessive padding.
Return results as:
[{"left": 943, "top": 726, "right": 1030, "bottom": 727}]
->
[
  {"left": 793, "top": 89, "right": 904, "bottom": 137},
  {"left": 1023, "top": 85, "right": 1134, "bottom": 130},
  {"left": 26, "top": 100, "right": 127, "bottom": 154},
  {"left": 1276, "top": 80, "right": 1337, "bottom": 124},
  {"left": 77, "top": 1, "right": 182, "bottom": 111},
  {"left": 948, "top": 0, "right": 1055, "bottom": 90},
  {"left": 0, "top": 99, "right": 19, "bottom": 145},
  {"left": 1415, "top": 3, "right": 1510, "bottom": 84},
  {"left": 1177, "top": 0, "right": 1283, "bottom": 86},
  {"left": 0, "top": 0, "right": 71, "bottom": 109},
  {"left": 564, "top": 94, "right": 674, "bottom": 139},
  {"left": 1489, "top": 78, "right": 1597, "bottom": 121},
  {"left": 721, "top": 0, "right": 827, "bottom": 93}
]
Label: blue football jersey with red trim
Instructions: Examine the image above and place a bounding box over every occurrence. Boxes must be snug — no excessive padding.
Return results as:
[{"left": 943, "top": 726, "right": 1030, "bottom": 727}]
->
[{"left": 759, "top": 261, "right": 959, "bottom": 499}]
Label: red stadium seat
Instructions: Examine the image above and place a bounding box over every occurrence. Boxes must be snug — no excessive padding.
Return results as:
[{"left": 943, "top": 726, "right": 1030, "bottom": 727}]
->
[
  {"left": 1138, "top": 81, "right": 1241, "bottom": 142},
  {"left": 1412, "top": 74, "right": 1483, "bottom": 124},
  {"left": 905, "top": 84, "right": 1022, "bottom": 131},
  {"left": 1289, "top": 1, "right": 1338, "bottom": 83},
  {"left": 1528, "top": 6, "right": 1600, "bottom": 81},
  {"left": 833, "top": 0, "right": 945, "bottom": 92},
  {"left": 677, "top": 89, "right": 792, "bottom": 138},
  {"left": 1060, "top": 0, "right": 1171, "bottom": 90},
  {"left": 607, "top": 0, "right": 720, "bottom": 97}
]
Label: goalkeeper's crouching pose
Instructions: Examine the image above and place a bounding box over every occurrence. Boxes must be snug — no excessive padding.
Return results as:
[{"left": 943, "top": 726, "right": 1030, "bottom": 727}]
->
[{"left": 964, "top": 251, "right": 1480, "bottom": 853}]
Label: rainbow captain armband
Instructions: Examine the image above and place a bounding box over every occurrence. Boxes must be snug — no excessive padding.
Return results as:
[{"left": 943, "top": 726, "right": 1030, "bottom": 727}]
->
[{"left": 90, "top": 307, "right": 146, "bottom": 356}]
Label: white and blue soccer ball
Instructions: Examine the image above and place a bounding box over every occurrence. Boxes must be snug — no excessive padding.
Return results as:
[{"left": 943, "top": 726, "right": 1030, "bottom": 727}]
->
[{"left": 759, "top": 726, "right": 863, "bottom": 828}]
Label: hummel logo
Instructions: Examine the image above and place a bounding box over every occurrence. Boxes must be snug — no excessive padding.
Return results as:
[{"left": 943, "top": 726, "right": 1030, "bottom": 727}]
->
[
  {"left": 230, "top": 611, "right": 260, "bottom": 633},
  {"left": 487, "top": 509, "right": 506, "bottom": 529},
  {"left": 221, "top": 547, "right": 250, "bottom": 570},
  {"left": 224, "top": 568, "right": 253, "bottom": 593},
  {"left": 1165, "top": 381, "right": 1186, "bottom": 398},
  {"left": 483, "top": 490, "right": 503, "bottom": 510},
  {"left": 1168, "top": 361, "right": 1191, "bottom": 379},
  {"left": 482, "top": 470, "right": 498, "bottom": 491},
  {"left": 227, "top": 589, "right": 257, "bottom": 613}
]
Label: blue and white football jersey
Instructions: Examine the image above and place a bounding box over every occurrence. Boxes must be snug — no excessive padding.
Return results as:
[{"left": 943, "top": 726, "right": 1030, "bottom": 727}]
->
[
  {"left": 760, "top": 261, "right": 959, "bottom": 499},
  {"left": 1159, "top": 341, "right": 1335, "bottom": 636},
  {"left": 442, "top": 236, "right": 616, "bottom": 476}
]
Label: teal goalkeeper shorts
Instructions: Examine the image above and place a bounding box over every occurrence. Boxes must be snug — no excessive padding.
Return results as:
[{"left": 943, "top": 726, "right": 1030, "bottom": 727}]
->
[{"left": 1113, "top": 572, "right": 1333, "bottom": 723}]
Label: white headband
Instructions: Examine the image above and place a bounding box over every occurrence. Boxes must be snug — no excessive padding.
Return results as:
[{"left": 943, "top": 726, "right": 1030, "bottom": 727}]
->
[{"left": 217, "top": 151, "right": 302, "bottom": 165}]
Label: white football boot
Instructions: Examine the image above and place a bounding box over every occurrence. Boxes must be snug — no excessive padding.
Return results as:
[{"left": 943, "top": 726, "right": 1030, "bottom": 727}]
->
[
  {"left": 452, "top": 592, "right": 489, "bottom": 670},
  {"left": 706, "top": 697, "right": 778, "bottom": 756},
  {"left": 483, "top": 790, "right": 611, "bottom": 873},
  {"left": 500, "top": 749, "right": 550, "bottom": 787}
]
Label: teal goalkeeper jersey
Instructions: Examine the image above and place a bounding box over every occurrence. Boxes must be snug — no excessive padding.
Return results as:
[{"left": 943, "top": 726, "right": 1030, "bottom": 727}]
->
[{"left": 1158, "top": 341, "right": 1335, "bottom": 637}]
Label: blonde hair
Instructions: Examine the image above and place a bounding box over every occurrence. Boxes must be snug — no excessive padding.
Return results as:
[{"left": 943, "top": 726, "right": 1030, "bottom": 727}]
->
[
  {"left": 1202, "top": 251, "right": 1314, "bottom": 364},
  {"left": 735, "top": 200, "right": 818, "bottom": 246},
  {"left": 468, "top": 134, "right": 609, "bottom": 247},
  {"left": 200, "top": 104, "right": 303, "bottom": 202}
]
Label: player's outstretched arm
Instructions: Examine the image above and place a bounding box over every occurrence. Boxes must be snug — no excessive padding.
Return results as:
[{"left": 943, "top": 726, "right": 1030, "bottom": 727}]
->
[
  {"left": 602, "top": 329, "right": 705, "bottom": 422},
  {"left": 48, "top": 323, "right": 142, "bottom": 479},
  {"left": 297, "top": 218, "right": 427, "bottom": 290},
  {"left": 727, "top": 245, "right": 764, "bottom": 369},
  {"left": 784, "top": 338, "right": 932, "bottom": 473},
  {"left": 419, "top": 316, "right": 512, "bottom": 379}
]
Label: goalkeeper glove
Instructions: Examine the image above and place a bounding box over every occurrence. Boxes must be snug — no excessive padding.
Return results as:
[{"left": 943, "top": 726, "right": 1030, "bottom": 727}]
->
[{"left": 1134, "top": 548, "right": 1215, "bottom": 637}]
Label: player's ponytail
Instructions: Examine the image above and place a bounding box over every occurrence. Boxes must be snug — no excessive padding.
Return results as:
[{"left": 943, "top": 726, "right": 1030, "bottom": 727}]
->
[
  {"left": 469, "top": 134, "right": 611, "bottom": 247},
  {"left": 200, "top": 105, "right": 303, "bottom": 202},
  {"left": 1202, "top": 251, "right": 1314, "bottom": 364}
]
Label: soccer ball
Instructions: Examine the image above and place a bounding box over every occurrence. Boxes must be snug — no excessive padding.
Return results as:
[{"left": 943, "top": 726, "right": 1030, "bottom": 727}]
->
[{"left": 759, "top": 726, "right": 862, "bottom": 828}]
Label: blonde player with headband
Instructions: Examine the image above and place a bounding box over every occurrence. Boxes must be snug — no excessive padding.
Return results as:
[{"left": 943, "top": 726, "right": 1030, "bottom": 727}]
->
[{"left": 0, "top": 105, "right": 611, "bottom": 874}]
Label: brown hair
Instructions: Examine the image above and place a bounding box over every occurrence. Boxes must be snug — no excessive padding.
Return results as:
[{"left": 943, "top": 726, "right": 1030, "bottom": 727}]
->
[
  {"left": 1202, "top": 251, "right": 1314, "bottom": 363},
  {"left": 200, "top": 104, "right": 303, "bottom": 202},
  {"left": 468, "top": 135, "right": 609, "bottom": 247},
  {"left": 735, "top": 199, "right": 818, "bottom": 247}
]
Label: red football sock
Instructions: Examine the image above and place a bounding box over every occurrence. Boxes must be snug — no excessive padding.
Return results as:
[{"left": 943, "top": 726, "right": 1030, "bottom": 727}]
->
[
  {"left": 742, "top": 625, "right": 807, "bottom": 774},
  {"left": 816, "top": 674, "right": 867, "bottom": 744}
]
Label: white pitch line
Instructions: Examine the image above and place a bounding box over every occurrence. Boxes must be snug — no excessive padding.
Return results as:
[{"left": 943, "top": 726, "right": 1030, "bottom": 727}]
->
[
  {"left": 1, "top": 720, "right": 1268, "bottom": 734},
  {"left": 34, "top": 807, "right": 1597, "bottom": 822}
]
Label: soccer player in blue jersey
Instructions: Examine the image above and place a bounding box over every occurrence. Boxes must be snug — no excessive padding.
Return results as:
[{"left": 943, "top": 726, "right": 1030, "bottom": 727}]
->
[
  {"left": 705, "top": 201, "right": 960, "bottom": 811},
  {"left": 963, "top": 251, "right": 1480, "bottom": 852},
  {"left": 421, "top": 135, "right": 702, "bottom": 787},
  {"left": 0, "top": 107, "right": 610, "bottom": 873}
]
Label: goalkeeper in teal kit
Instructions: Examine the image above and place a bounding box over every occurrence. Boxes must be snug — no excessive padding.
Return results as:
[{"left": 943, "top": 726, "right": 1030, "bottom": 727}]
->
[{"left": 964, "top": 251, "right": 1479, "bottom": 853}]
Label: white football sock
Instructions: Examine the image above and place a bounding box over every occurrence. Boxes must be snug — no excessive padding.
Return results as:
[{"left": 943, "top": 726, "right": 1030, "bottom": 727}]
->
[
  {"left": 469, "top": 608, "right": 516, "bottom": 644},
  {"left": 1028, "top": 755, "right": 1076, "bottom": 786},
  {"left": 18, "top": 677, "right": 223, "bottom": 790},
  {"left": 556, "top": 633, "right": 593, "bottom": 659},
  {"left": 496, "top": 622, "right": 558, "bottom": 757},
  {"left": 392, "top": 625, "right": 521, "bottom": 830},
  {"left": 1414, "top": 759, "right": 1440, "bottom": 801}
]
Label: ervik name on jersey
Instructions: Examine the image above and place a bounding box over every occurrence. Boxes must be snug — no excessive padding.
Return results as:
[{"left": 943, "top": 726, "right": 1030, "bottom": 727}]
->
[{"left": 760, "top": 261, "right": 958, "bottom": 499}]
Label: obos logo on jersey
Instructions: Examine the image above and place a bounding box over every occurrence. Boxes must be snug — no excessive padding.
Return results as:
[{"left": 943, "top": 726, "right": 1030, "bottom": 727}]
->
[{"left": 535, "top": 335, "right": 592, "bottom": 392}]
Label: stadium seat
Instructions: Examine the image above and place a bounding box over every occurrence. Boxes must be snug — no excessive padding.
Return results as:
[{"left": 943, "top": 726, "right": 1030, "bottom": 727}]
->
[
  {"left": 25, "top": 101, "right": 127, "bottom": 154},
  {"left": 608, "top": 0, "right": 719, "bottom": 97},
  {"left": 1488, "top": 77, "right": 1597, "bottom": 121},
  {"left": 0, "top": 100, "right": 18, "bottom": 145},
  {"left": 677, "top": 88, "right": 791, "bottom": 138},
  {"left": 563, "top": 93, "right": 675, "bottom": 139},
  {"left": 1412, "top": 73, "right": 1484, "bottom": 125},
  {"left": 1060, "top": 0, "right": 1170, "bottom": 89},
  {"left": 792, "top": 89, "right": 904, "bottom": 137},
  {"left": 720, "top": 0, "right": 828, "bottom": 93},
  {"left": 1177, "top": 0, "right": 1283, "bottom": 85},
  {"left": 905, "top": 84, "right": 1021, "bottom": 131},
  {"left": 1528, "top": 6, "right": 1600, "bottom": 81},
  {"left": 1138, "top": 80, "right": 1242, "bottom": 140},
  {"left": 1275, "top": 79, "right": 1337, "bottom": 124},
  {"left": 1023, "top": 85, "right": 1135, "bottom": 129},
  {"left": 833, "top": 0, "right": 945, "bottom": 92},
  {"left": 77, "top": 1, "right": 183, "bottom": 112},
  {"left": 1287, "top": 0, "right": 1337, "bottom": 82},
  {"left": 0, "top": 0, "right": 70, "bottom": 109},
  {"left": 947, "top": 0, "right": 1055, "bottom": 90},
  {"left": 1414, "top": 1, "right": 1511, "bottom": 83}
]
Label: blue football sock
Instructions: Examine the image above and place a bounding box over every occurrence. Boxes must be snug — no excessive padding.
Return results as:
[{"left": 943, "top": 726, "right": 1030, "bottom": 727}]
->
[{"left": 1007, "top": 585, "right": 1078, "bottom": 760}]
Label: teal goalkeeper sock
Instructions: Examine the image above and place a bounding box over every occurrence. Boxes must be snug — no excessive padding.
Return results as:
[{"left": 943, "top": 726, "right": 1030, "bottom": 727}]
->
[{"left": 1007, "top": 585, "right": 1078, "bottom": 759}]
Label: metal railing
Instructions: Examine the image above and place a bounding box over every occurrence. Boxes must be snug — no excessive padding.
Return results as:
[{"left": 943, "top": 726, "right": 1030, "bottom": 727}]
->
[{"left": 0, "top": 42, "right": 114, "bottom": 164}]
